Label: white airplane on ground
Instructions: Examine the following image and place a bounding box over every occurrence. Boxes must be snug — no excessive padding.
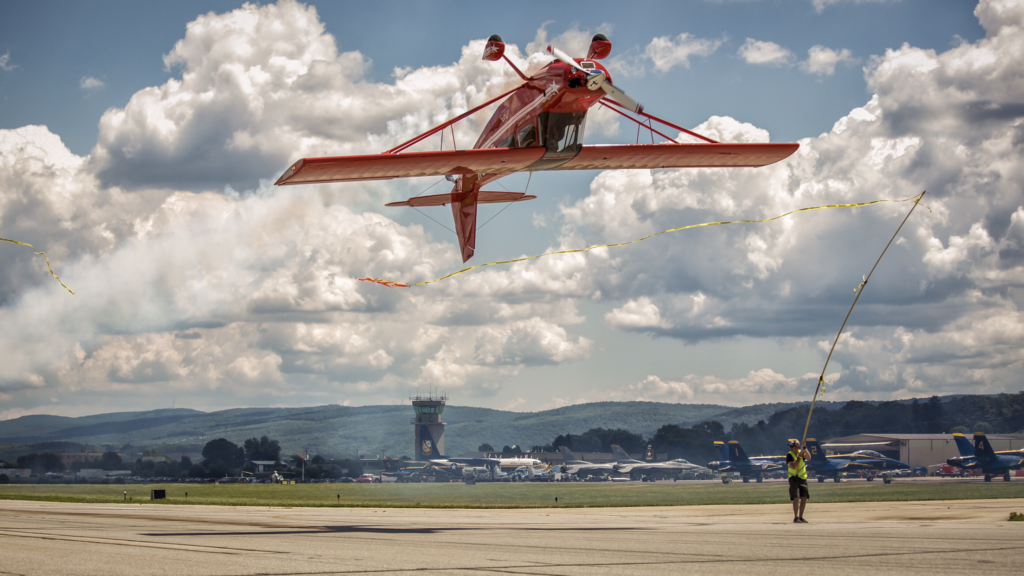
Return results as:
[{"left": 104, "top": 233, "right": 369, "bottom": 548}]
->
[
  {"left": 610, "top": 445, "right": 705, "bottom": 480},
  {"left": 558, "top": 446, "right": 617, "bottom": 478}
]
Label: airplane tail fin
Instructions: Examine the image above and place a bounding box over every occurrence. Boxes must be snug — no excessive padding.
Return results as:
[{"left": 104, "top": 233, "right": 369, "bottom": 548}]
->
[
  {"left": 417, "top": 425, "right": 444, "bottom": 460},
  {"left": 559, "top": 446, "right": 581, "bottom": 463},
  {"left": 714, "top": 441, "right": 729, "bottom": 461},
  {"left": 727, "top": 441, "right": 750, "bottom": 463},
  {"left": 974, "top": 432, "right": 997, "bottom": 460},
  {"left": 610, "top": 444, "right": 633, "bottom": 462},
  {"left": 953, "top": 433, "right": 975, "bottom": 457},
  {"left": 805, "top": 438, "right": 827, "bottom": 462},
  {"left": 643, "top": 441, "right": 656, "bottom": 462}
]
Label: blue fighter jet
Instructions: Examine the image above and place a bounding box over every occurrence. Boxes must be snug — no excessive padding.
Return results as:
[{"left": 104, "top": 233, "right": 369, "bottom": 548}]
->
[
  {"left": 706, "top": 440, "right": 785, "bottom": 483},
  {"left": 804, "top": 438, "right": 909, "bottom": 483},
  {"left": 947, "top": 432, "right": 1024, "bottom": 482}
]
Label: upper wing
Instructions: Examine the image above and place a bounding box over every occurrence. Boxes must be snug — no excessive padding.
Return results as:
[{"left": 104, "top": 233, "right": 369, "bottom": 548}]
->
[
  {"left": 553, "top": 142, "right": 799, "bottom": 171},
  {"left": 275, "top": 147, "right": 546, "bottom": 185}
]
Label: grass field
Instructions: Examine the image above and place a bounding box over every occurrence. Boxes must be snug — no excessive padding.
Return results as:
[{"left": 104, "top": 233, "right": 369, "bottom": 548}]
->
[{"left": 3, "top": 479, "right": 1024, "bottom": 508}]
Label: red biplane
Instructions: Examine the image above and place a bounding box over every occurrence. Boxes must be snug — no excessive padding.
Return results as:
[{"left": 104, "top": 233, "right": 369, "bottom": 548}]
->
[{"left": 276, "top": 34, "right": 799, "bottom": 262}]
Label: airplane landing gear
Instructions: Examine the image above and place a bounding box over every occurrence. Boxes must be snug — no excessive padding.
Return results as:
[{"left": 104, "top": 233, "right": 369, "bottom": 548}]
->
[
  {"left": 866, "top": 475, "right": 875, "bottom": 482},
  {"left": 984, "top": 474, "right": 992, "bottom": 482},
  {"left": 1004, "top": 473, "right": 1012, "bottom": 482},
  {"left": 817, "top": 477, "right": 825, "bottom": 483},
  {"left": 833, "top": 476, "right": 842, "bottom": 483},
  {"left": 756, "top": 475, "right": 763, "bottom": 483},
  {"left": 742, "top": 477, "right": 750, "bottom": 483}
]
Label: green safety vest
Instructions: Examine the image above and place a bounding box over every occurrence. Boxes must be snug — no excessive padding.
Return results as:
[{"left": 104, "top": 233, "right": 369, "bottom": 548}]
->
[{"left": 788, "top": 450, "right": 807, "bottom": 480}]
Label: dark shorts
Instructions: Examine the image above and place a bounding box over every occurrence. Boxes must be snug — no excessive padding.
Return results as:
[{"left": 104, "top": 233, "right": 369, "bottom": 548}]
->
[{"left": 789, "top": 477, "right": 809, "bottom": 501}]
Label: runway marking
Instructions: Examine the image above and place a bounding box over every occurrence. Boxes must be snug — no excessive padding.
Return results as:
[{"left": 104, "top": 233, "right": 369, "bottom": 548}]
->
[
  {"left": 0, "top": 529, "right": 279, "bottom": 555},
  {"left": 201, "top": 544, "right": 1024, "bottom": 575}
]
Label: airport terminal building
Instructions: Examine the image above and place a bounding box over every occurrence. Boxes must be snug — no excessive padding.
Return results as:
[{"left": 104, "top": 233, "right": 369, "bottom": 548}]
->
[{"left": 823, "top": 433, "right": 1024, "bottom": 469}]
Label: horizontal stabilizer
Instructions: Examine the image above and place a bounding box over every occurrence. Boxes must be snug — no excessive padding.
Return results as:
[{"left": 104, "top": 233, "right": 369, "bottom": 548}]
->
[{"left": 386, "top": 191, "right": 536, "bottom": 207}]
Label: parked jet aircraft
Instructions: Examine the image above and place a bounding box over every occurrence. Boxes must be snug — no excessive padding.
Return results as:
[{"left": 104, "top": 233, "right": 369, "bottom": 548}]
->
[
  {"left": 609, "top": 445, "right": 704, "bottom": 480},
  {"left": 804, "top": 439, "right": 909, "bottom": 482},
  {"left": 946, "top": 432, "right": 1024, "bottom": 482},
  {"left": 706, "top": 440, "right": 785, "bottom": 483},
  {"left": 382, "top": 457, "right": 462, "bottom": 483},
  {"left": 558, "top": 446, "right": 616, "bottom": 478}
]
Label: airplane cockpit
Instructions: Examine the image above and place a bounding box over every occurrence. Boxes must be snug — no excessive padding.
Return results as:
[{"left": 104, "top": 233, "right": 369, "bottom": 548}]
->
[{"left": 852, "top": 450, "right": 886, "bottom": 459}]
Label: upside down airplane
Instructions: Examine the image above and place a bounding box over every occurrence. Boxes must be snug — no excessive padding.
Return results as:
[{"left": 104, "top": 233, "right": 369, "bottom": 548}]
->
[{"left": 276, "top": 34, "right": 800, "bottom": 262}]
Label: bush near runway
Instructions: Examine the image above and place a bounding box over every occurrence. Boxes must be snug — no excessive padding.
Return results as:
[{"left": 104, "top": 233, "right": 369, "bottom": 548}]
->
[{"left": 2, "top": 479, "right": 1024, "bottom": 509}]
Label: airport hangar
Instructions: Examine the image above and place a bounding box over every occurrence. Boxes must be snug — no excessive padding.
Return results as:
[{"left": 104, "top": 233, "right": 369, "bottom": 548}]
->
[{"left": 823, "top": 433, "right": 1024, "bottom": 469}]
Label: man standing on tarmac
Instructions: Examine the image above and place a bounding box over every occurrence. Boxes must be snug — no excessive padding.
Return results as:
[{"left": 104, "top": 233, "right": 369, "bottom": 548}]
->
[{"left": 787, "top": 439, "right": 811, "bottom": 523}]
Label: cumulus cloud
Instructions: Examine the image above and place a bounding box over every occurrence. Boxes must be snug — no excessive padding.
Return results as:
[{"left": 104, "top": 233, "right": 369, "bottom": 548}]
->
[
  {"left": 79, "top": 76, "right": 104, "bottom": 90},
  {"left": 644, "top": 33, "right": 724, "bottom": 72},
  {"left": 800, "top": 45, "right": 857, "bottom": 75},
  {"left": 737, "top": 39, "right": 795, "bottom": 66},
  {"left": 4, "top": 0, "right": 1024, "bottom": 416},
  {"left": 552, "top": 0, "right": 1024, "bottom": 399},
  {"left": 613, "top": 369, "right": 817, "bottom": 405}
]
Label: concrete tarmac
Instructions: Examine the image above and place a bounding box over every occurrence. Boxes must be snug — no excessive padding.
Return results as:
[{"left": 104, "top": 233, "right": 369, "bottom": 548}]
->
[{"left": 1, "top": 498, "right": 1023, "bottom": 575}]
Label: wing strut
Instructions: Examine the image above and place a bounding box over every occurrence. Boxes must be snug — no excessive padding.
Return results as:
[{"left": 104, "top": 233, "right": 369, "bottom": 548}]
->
[
  {"left": 386, "top": 84, "right": 525, "bottom": 154},
  {"left": 602, "top": 99, "right": 719, "bottom": 144}
]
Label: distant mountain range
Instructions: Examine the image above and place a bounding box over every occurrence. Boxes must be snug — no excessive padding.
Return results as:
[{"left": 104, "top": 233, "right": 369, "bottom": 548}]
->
[{"left": 0, "top": 400, "right": 847, "bottom": 461}]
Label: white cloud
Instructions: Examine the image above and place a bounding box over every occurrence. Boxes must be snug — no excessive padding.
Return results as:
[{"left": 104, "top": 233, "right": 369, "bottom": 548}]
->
[
  {"left": 0, "top": 51, "right": 16, "bottom": 71},
  {"left": 4, "top": 0, "right": 1024, "bottom": 415},
  {"left": 605, "top": 297, "right": 672, "bottom": 330},
  {"left": 551, "top": 0, "right": 1024, "bottom": 400},
  {"left": 613, "top": 369, "right": 808, "bottom": 404},
  {"left": 800, "top": 45, "right": 856, "bottom": 75},
  {"left": 737, "top": 38, "right": 795, "bottom": 66},
  {"left": 79, "top": 76, "right": 104, "bottom": 90},
  {"left": 644, "top": 33, "right": 724, "bottom": 72},
  {"left": 811, "top": 0, "right": 897, "bottom": 14}
]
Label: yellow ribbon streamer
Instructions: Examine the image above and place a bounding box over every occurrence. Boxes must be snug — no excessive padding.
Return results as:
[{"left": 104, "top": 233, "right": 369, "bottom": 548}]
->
[
  {"left": 360, "top": 194, "right": 925, "bottom": 288},
  {"left": 1, "top": 237, "right": 75, "bottom": 295}
]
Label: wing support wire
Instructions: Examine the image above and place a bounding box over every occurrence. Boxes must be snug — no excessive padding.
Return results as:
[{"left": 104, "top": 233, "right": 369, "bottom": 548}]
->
[
  {"left": 601, "top": 99, "right": 719, "bottom": 144},
  {"left": 386, "top": 84, "right": 525, "bottom": 154}
]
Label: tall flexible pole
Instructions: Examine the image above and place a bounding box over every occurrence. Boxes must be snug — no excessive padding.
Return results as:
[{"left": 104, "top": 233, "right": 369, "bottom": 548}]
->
[{"left": 799, "top": 191, "right": 927, "bottom": 448}]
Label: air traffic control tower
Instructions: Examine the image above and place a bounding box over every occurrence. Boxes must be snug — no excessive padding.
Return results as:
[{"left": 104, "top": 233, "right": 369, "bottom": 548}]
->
[{"left": 412, "top": 394, "right": 446, "bottom": 460}]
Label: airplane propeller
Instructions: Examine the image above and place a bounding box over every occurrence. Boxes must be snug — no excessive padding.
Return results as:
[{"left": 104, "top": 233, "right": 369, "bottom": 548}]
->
[{"left": 546, "top": 44, "right": 644, "bottom": 113}]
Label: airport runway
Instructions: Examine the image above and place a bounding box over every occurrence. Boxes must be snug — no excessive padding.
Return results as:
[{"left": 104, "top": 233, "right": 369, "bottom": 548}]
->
[{"left": 1, "top": 498, "right": 1023, "bottom": 575}]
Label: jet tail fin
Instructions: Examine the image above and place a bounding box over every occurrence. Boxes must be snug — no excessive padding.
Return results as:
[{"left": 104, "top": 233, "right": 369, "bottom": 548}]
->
[
  {"left": 417, "top": 425, "right": 445, "bottom": 460},
  {"left": 610, "top": 444, "right": 634, "bottom": 463},
  {"left": 953, "top": 433, "right": 975, "bottom": 457},
  {"left": 974, "top": 433, "right": 997, "bottom": 459},
  {"left": 559, "top": 446, "right": 582, "bottom": 463},
  {"left": 805, "top": 438, "right": 827, "bottom": 462},
  {"left": 714, "top": 441, "right": 729, "bottom": 461},
  {"left": 727, "top": 441, "right": 750, "bottom": 463}
]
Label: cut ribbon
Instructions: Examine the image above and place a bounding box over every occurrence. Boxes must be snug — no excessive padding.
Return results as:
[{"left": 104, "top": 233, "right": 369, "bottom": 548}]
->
[
  {"left": 360, "top": 193, "right": 926, "bottom": 288},
  {"left": 1, "top": 237, "right": 75, "bottom": 295}
]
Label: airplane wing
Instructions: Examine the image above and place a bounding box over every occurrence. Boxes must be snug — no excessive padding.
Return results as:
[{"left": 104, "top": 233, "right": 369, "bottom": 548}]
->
[
  {"left": 553, "top": 142, "right": 800, "bottom": 171},
  {"left": 446, "top": 457, "right": 502, "bottom": 467},
  {"left": 275, "top": 148, "right": 546, "bottom": 185},
  {"left": 275, "top": 142, "right": 798, "bottom": 186}
]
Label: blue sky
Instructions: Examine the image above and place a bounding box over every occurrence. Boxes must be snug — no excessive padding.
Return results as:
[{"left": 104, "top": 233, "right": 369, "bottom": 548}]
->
[{"left": 1, "top": 0, "right": 1021, "bottom": 419}]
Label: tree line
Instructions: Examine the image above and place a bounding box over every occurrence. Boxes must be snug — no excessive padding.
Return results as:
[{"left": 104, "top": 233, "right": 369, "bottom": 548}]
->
[{"left": 537, "top": 393, "right": 1024, "bottom": 466}]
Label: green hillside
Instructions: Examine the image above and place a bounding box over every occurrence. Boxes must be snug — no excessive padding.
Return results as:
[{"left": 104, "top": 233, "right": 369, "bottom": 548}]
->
[
  {"left": 0, "top": 401, "right": 782, "bottom": 460},
  {"left": 0, "top": 395, "right": 991, "bottom": 462}
]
